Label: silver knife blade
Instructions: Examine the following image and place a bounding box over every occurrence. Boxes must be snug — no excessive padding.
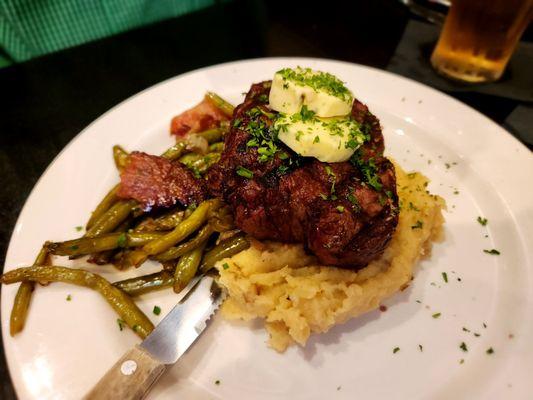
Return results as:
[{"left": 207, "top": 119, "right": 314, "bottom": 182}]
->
[{"left": 140, "top": 275, "right": 225, "bottom": 364}]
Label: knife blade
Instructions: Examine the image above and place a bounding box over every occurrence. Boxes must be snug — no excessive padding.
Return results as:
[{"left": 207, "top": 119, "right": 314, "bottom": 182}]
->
[{"left": 84, "top": 275, "right": 225, "bottom": 400}]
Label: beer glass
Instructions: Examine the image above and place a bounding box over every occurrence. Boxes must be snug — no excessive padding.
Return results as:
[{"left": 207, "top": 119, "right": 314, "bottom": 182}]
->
[{"left": 431, "top": 0, "right": 533, "bottom": 83}]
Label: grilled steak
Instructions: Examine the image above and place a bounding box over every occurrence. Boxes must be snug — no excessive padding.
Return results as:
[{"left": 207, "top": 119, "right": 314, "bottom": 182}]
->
[
  {"left": 118, "top": 151, "right": 207, "bottom": 211},
  {"left": 208, "top": 81, "right": 399, "bottom": 269}
]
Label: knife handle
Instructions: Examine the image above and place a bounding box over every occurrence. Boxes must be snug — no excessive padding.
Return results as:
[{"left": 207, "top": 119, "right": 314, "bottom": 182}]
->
[{"left": 84, "top": 345, "right": 166, "bottom": 400}]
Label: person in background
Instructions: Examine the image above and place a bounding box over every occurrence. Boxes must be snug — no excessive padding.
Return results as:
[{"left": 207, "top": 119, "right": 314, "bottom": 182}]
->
[{"left": 0, "top": 0, "right": 225, "bottom": 68}]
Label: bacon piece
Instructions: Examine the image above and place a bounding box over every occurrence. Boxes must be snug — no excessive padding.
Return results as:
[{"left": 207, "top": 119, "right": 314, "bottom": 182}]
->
[
  {"left": 170, "top": 97, "right": 229, "bottom": 137},
  {"left": 117, "top": 152, "right": 206, "bottom": 210}
]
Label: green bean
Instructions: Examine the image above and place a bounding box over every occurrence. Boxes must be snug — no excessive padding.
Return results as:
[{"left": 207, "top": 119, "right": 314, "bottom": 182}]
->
[
  {"left": 205, "top": 92, "right": 234, "bottom": 117},
  {"left": 113, "top": 271, "right": 174, "bottom": 296},
  {"left": 161, "top": 141, "right": 187, "bottom": 161},
  {"left": 209, "top": 142, "right": 224, "bottom": 153},
  {"left": 113, "top": 145, "right": 129, "bottom": 171},
  {"left": 9, "top": 244, "right": 50, "bottom": 336},
  {"left": 179, "top": 152, "right": 202, "bottom": 167},
  {"left": 197, "top": 127, "right": 224, "bottom": 144},
  {"left": 1, "top": 266, "right": 154, "bottom": 339},
  {"left": 86, "top": 200, "right": 137, "bottom": 238},
  {"left": 49, "top": 232, "right": 164, "bottom": 256},
  {"left": 190, "top": 152, "right": 221, "bottom": 174},
  {"left": 86, "top": 184, "right": 120, "bottom": 230},
  {"left": 127, "top": 199, "right": 220, "bottom": 267},
  {"left": 200, "top": 234, "right": 250, "bottom": 273},
  {"left": 174, "top": 242, "right": 206, "bottom": 293},
  {"left": 153, "top": 224, "right": 214, "bottom": 262},
  {"left": 134, "top": 209, "right": 184, "bottom": 232}
]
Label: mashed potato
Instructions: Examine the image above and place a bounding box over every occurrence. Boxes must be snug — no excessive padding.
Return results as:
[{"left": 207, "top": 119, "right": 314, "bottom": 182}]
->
[{"left": 215, "top": 162, "right": 445, "bottom": 352}]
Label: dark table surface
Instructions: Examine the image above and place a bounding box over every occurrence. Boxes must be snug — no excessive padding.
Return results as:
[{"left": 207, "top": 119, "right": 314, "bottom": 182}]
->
[{"left": 1, "top": 0, "right": 531, "bottom": 398}]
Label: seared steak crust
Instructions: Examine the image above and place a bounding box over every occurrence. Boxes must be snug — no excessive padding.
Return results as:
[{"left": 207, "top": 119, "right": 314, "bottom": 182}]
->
[
  {"left": 208, "top": 82, "right": 398, "bottom": 269},
  {"left": 118, "top": 151, "right": 207, "bottom": 211}
]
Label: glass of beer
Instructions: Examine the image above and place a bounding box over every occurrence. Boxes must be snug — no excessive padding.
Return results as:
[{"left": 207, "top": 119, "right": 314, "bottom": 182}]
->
[{"left": 431, "top": 0, "right": 533, "bottom": 83}]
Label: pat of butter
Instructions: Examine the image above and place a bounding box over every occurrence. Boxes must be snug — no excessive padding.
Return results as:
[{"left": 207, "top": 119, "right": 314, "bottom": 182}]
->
[
  {"left": 269, "top": 67, "right": 353, "bottom": 118},
  {"left": 275, "top": 114, "right": 365, "bottom": 163}
]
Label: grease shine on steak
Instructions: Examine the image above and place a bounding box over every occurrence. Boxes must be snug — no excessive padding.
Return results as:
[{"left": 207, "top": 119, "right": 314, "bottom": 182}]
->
[{"left": 208, "top": 81, "right": 399, "bottom": 269}]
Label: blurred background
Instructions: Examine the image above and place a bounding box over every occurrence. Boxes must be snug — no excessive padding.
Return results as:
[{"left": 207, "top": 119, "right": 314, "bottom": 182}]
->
[{"left": 0, "top": 0, "right": 531, "bottom": 398}]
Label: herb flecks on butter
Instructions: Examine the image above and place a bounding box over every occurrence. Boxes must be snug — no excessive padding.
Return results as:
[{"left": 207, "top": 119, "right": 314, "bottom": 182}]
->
[
  {"left": 274, "top": 106, "right": 366, "bottom": 163},
  {"left": 269, "top": 67, "right": 353, "bottom": 118}
]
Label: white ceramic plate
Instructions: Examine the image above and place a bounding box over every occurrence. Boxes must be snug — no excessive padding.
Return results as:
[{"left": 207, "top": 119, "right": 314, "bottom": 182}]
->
[{"left": 2, "top": 58, "right": 533, "bottom": 400}]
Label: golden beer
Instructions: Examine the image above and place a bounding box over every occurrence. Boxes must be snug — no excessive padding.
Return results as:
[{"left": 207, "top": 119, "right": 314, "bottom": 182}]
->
[{"left": 431, "top": 0, "right": 533, "bottom": 83}]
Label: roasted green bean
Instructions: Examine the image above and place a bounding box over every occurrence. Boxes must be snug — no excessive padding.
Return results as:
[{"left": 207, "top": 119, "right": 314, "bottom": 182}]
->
[
  {"left": 161, "top": 141, "right": 187, "bottom": 161},
  {"left": 85, "top": 184, "right": 120, "bottom": 230},
  {"left": 9, "top": 244, "right": 50, "bottom": 336},
  {"left": 209, "top": 142, "right": 224, "bottom": 153},
  {"left": 178, "top": 152, "right": 203, "bottom": 167},
  {"left": 190, "top": 152, "right": 221, "bottom": 174},
  {"left": 205, "top": 92, "right": 234, "bottom": 117},
  {"left": 153, "top": 224, "right": 214, "bottom": 262},
  {"left": 200, "top": 234, "right": 250, "bottom": 273},
  {"left": 173, "top": 243, "right": 206, "bottom": 293},
  {"left": 1, "top": 266, "right": 154, "bottom": 338},
  {"left": 113, "top": 271, "right": 174, "bottom": 296},
  {"left": 197, "top": 127, "right": 224, "bottom": 144},
  {"left": 134, "top": 208, "right": 184, "bottom": 232},
  {"left": 113, "top": 145, "right": 129, "bottom": 171},
  {"left": 49, "top": 232, "right": 164, "bottom": 257},
  {"left": 127, "top": 199, "right": 220, "bottom": 267},
  {"left": 86, "top": 200, "right": 138, "bottom": 238}
]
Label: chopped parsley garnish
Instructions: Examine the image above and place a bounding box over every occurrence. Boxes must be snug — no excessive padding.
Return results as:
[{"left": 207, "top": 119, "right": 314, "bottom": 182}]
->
[
  {"left": 350, "top": 151, "right": 383, "bottom": 191},
  {"left": 117, "top": 318, "right": 125, "bottom": 331},
  {"left": 486, "top": 347, "right": 494, "bottom": 354},
  {"left": 298, "top": 105, "right": 316, "bottom": 121},
  {"left": 432, "top": 312, "right": 441, "bottom": 319},
  {"left": 346, "top": 187, "right": 360, "bottom": 209},
  {"left": 313, "top": 135, "right": 320, "bottom": 143},
  {"left": 442, "top": 272, "right": 448, "bottom": 283},
  {"left": 336, "top": 205, "right": 345, "bottom": 213},
  {"left": 75, "top": 226, "right": 83, "bottom": 232},
  {"left": 153, "top": 306, "right": 161, "bottom": 316},
  {"left": 408, "top": 202, "right": 419, "bottom": 211},
  {"left": 66, "top": 294, "right": 72, "bottom": 301},
  {"left": 69, "top": 245, "right": 79, "bottom": 251},
  {"left": 222, "top": 262, "right": 230, "bottom": 270},
  {"left": 117, "top": 233, "right": 127, "bottom": 248},
  {"left": 277, "top": 67, "right": 353, "bottom": 101},
  {"left": 236, "top": 166, "right": 254, "bottom": 179},
  {"left": 233, "top": 118, "right": 242, "bottom": 128},
  {"left": 277, "top": 165, "right": 289, "bottom": 175},
  {"left": 242, "top": 108, "right": 281, "bottom": 163},
  {"left": 477, "top": 216, "right": 488, "bottom": 226},
  {"left": 483, "top": 249, "right": 500, "bottom": 255},
  {"left": 411, "top": 220, "right": 423, "bottom": 230},
  {"left": 257, "top": 94, "right": 268, "bottom": 103},
  {"left": 324, "top": 165, "right": 337, "bottom": 195},
  {"left": 460, "top": 342, "right": 468, "bottom": 352},
  {"left": 393, "top": 347, "right": 400, "bottom": 354}
]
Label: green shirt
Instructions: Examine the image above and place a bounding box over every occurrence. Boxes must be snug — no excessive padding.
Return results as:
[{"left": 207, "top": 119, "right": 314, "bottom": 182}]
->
[{"left": 0, "top": 0, "right": 218, "bottom": 67}]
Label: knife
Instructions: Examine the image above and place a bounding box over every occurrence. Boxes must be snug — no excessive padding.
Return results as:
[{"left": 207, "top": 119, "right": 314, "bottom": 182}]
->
[{"left": 84, "top": 275, "right": 225, "bottom": 400}]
